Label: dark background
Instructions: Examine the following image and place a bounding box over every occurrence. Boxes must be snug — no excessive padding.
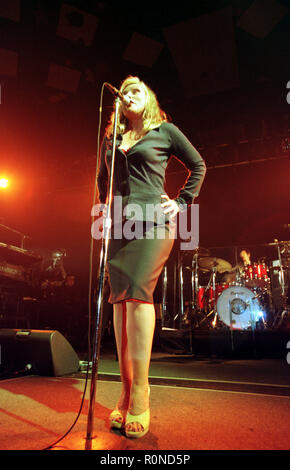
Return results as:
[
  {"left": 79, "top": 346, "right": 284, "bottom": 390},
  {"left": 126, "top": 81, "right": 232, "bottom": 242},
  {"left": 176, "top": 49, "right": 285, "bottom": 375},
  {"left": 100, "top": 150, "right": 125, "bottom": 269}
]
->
[{"left": 0, "top": 0, "right": 289, "bottom": 285}]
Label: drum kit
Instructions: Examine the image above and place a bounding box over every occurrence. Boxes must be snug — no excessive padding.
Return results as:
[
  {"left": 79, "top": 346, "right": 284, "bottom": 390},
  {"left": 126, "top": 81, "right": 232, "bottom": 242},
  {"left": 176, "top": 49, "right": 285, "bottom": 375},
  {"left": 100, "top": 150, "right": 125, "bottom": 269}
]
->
[{"left": 173, "top": 241, "right": 290, "bottom": 331}]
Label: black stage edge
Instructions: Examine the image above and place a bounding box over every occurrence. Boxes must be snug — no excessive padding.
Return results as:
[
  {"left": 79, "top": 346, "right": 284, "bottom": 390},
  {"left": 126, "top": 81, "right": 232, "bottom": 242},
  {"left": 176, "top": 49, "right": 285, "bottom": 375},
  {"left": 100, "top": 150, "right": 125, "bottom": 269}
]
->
[{"left": 159, "top": 327, "right": 290, "bottom": 359}]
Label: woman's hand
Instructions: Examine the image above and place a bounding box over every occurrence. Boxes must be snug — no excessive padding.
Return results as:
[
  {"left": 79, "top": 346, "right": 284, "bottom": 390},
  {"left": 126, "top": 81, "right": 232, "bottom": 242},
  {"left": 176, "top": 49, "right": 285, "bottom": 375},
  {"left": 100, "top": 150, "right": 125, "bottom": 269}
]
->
[{"left": 161, "top": 194, "right": 179, "bottom": 222}]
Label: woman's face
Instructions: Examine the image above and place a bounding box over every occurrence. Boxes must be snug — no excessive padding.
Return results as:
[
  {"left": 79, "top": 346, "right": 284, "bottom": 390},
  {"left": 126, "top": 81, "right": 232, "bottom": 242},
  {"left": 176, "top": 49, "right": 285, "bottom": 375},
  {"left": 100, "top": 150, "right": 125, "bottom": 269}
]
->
[{"left": 121, "top": 82, "right": 147, "bottom": 121}]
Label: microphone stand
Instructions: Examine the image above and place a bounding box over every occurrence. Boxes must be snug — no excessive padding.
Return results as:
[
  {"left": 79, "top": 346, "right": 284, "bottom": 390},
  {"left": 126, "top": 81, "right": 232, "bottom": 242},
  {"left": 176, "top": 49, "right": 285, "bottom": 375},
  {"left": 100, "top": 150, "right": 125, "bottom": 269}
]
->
[
  {"left": 273, "top": 240, "right": 289, "bottom": 328},
  {"left": 85, "top": 97, "right": 121, "bottom": 449}
]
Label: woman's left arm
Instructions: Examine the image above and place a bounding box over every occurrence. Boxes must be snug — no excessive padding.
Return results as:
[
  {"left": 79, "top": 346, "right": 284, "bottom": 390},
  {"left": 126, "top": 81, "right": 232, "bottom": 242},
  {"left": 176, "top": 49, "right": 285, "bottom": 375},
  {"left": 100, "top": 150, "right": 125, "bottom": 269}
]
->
[
  {"left": 168, "top": 123, "right": 206, "bottom": 208},
  {"left": 161, "top": 123, "right": 206, "bottom": 220}
]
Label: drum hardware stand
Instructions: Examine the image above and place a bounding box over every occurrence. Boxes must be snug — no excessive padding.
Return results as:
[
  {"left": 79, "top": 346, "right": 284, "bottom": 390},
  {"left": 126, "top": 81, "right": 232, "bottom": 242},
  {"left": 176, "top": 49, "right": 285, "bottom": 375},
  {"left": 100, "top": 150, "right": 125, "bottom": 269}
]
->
[
  {"left": 249, "top": 303, "right": 258, "bottom": 358},
  {"left": 85, "top": 97, "right": 121, "bottom": 449},
  {"left": 173, "top": 260, "right": 177, "bottom": 322},
  {"left": 190, "top": 254, "right": 196, "bottom": 317},
  {"left": 174, "top": 252, "right": 194, "bottom": 354},
  {"left": 272, "top": 240, "right": 290, "bottom": 328},
  {"left": 199, "top": 262, "right": 218, "bottom": 328},
  {"left": 197, "top": 273, "right": 212, "bottom": 326},
  {"left": 235, "top": 266, "right": 243, "bottom": 286},
  {"left": 228, "top": 300, "right": 235, "bottom": 353},
  {"left": 161, "top": 264, "right": 169, "bottom": 327},
  {"left": 265, "top": 285, "right": 274, "bottom": 328},
  {"left": 211, "top": 265, "right": 218, "bottom": 327},
  {"left": 176, "top": 251, "right": 185, "bottom": 327},
  {"left": 190, "top": 252, "right": 200, "bottom": 328},
  {"left": 179, "top": 254, "right": 194, "bottom": 354},
  {"left": 187, "top": 253, "right": 200, "bottom": 352}
]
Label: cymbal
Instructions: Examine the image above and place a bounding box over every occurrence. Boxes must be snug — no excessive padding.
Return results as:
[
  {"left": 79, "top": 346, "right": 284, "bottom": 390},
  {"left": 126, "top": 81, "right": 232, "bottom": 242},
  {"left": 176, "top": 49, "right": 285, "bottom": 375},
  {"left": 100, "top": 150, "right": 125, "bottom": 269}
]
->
[
  {"left": 269, "top": 264, "right": 289, "bottom": 271},
  {"left": 198, "top": 257, "right": 232, "bottom": 273},
  {"left": 267, "top": 241, "right": 290, "bottom": 246},
  {"left": 181, "top": 246, "right": 210, "bottom": 257},
  {"left": 197, "top": 247, "right": 210, "bottom": 256}
]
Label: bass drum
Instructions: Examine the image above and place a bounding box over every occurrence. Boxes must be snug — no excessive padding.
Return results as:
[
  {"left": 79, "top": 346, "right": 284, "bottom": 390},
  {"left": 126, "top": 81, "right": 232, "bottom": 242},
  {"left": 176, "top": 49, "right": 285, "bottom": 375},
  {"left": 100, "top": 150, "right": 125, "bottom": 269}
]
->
[{"left": 217, "top": 285, "right": 263, "bottom": 329}]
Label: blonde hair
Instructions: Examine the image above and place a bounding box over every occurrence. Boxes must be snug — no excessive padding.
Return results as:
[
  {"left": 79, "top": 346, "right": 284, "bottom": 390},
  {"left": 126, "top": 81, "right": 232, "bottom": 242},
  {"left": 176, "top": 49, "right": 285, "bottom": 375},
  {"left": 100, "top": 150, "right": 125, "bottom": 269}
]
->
[{"left": 105, "top": 76, "right": 167, "bottom": 138}]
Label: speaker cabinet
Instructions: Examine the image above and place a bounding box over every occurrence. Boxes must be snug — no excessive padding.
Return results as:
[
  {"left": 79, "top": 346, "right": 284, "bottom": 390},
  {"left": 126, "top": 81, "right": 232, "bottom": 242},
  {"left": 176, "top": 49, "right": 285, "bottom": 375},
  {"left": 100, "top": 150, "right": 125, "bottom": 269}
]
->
[{"left": 0, "top": 329, "right": 80, "bottom": 376}]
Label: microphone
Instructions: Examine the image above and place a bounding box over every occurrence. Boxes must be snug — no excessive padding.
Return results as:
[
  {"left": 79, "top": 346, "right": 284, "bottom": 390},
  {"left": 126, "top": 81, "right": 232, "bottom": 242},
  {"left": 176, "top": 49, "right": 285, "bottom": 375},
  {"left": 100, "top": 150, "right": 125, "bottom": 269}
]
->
[{"left": 104, "top": 82, "right": 131, "bottom": 106}]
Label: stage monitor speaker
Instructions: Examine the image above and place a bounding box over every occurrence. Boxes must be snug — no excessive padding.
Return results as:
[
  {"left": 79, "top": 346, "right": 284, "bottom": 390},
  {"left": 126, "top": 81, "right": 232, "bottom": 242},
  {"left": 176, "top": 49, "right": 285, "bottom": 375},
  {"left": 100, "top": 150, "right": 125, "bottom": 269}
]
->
[{"left": 0, "top": 329, "right": 80, "bottom": 377}]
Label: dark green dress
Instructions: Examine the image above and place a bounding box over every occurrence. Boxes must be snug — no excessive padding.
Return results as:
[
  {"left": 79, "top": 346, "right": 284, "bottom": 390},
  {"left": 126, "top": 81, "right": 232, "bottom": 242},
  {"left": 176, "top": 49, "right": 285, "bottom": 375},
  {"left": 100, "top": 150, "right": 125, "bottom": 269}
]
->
[{"left": 97, "top": 122, "right": 206, "bottom": 304}]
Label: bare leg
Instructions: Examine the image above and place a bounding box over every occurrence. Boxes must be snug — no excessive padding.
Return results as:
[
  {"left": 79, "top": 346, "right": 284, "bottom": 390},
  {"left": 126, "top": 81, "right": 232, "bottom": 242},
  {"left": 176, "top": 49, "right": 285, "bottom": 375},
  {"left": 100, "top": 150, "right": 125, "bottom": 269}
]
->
[
  {"left": 112, "top": 302, "right": 132, "bottom": 419},
  {"left": 125, "top": 301, "right": 155, "bottom": 433}
]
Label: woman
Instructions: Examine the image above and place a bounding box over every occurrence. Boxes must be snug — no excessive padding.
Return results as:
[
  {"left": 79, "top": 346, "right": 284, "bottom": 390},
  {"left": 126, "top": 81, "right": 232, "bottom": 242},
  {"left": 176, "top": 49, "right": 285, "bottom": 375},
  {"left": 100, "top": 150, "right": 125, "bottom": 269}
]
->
[{"left": 97, "top": 76, "right": 206, "bottom": 438}]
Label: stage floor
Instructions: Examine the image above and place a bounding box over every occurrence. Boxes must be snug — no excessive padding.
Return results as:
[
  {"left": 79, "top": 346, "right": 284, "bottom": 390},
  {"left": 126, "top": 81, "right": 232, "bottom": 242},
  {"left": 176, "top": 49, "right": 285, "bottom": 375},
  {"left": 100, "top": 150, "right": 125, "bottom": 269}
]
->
[{"left": 1, "top": 346, "right": 290, "bottom": 451}]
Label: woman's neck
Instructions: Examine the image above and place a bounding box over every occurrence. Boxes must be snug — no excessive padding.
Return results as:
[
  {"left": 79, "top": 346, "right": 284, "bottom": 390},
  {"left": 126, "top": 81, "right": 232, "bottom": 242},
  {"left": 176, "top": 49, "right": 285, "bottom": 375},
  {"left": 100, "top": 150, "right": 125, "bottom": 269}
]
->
[{"left": 127, "top": 118, "right": 144, "bottom": 134}]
